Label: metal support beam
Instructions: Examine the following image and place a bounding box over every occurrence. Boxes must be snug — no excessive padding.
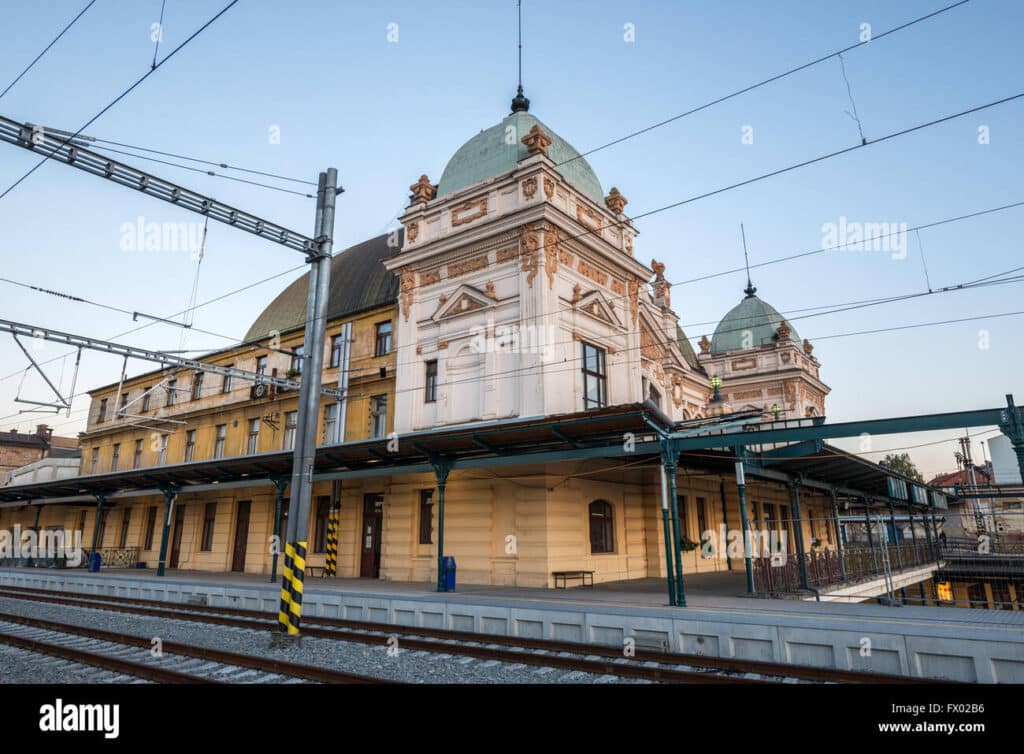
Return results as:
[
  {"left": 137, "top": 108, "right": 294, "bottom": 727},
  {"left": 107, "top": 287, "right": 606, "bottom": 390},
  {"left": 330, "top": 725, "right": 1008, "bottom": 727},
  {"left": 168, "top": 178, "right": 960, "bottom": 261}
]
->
[
  {"left": 658, "top": 464, "right": 677, "bottom": 606},
  {"left": 864, "top": 501, "right": 879, "bottom": 574},
  {"left": 888, "top": 500, "right": 904, "bottom": 570},
  {"left": 269, "top": 477, "right": 288, "bottom": 583},
  {"left": 155, "top": 487, "right": 177, "bottom": 577},
  {"left": 788, "top": 479, "right": 809, "bottom": 590},
  {"left": 0, "top": 318, "right": 343, "bottom": 398},
  {"left": 830, "top": 489, "right": 846, "bottom": 582},
  {"left": 430, "top": 456, "right": 455, "bottom": 592},
  {"left": 733, "top": 457, "right": 755, "bottom": 593},
  {"left": 660, "top": 439, "right": 687, "bottom": 606}
]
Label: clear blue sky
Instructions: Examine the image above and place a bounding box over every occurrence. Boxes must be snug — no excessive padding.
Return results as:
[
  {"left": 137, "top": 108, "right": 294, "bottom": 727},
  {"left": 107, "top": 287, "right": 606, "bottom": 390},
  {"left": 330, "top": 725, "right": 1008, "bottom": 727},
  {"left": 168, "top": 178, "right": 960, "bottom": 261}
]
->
[{"left": 0, "top": 0, "right": 1021, "bottom": 478}]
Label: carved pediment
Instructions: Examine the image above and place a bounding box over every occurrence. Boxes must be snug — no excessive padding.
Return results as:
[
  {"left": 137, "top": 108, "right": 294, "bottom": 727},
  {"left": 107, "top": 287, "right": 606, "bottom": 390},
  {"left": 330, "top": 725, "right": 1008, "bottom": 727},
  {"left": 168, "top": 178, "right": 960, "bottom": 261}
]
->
[
  {"left": 433, "top": 284, "right": 495, "bottom": 321},
  {"left": 571, "top": 290, "right": 622, "bottom": 327}
]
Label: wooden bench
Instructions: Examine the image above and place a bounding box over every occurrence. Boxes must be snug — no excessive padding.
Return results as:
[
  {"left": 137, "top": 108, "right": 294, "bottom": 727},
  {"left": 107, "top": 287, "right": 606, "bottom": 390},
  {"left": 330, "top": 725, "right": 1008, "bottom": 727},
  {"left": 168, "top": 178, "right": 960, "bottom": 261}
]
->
[
  {"left": 305, "top": 565, "right": 326, "bottom": 579},
  {"left": 552, "top": 570, "right": 594, "bottom": 588}
]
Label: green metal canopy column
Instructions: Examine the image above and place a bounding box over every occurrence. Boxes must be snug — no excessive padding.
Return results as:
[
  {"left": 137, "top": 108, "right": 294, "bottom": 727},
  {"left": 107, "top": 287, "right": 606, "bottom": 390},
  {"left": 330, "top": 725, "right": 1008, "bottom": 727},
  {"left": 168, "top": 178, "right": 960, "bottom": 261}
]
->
[
  {"left": 430, "top": 456, "right": 454, "bottom": 592},
  {"left": 658, "top": 462, "right": 677, "bottom": 606},
  {"left": 156, "top": 487, "right": 177, "bottom": 577},
  {"left": 788, "top": 478, "right": 809, "bottom": 589},
  {"left": 733, "top": 451, "right": 755, "bottom": 594},
  {"left": 90, "top": 494, "right": 106, "bottom": 554},
  {"left": 830, "top": 489, "right": 846, "bottom": 582},
  {"left": 864, "top": 500, "right": 880, "bottom": 574},
  {"left": 887, "top": 501, "right": 904, "bottom": 570},
  {"left": 998, "top": 394, "right": 1024, "bottom": 479},
  {"left": 661, "top": 442, "right": 686, "bottom": 607},
  {"left": 269, "top": 477, "right": 289, "bottom": 583}
]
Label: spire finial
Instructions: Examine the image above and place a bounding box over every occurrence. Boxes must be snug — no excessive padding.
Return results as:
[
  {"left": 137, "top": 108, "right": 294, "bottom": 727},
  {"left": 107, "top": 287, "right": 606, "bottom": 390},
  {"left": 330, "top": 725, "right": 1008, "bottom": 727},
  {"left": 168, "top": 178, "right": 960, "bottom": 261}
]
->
[
  {"left": 510, "top": 0, "right": 530, "bottom": 113},
  {"left": 741, "top": 223, "right": 756, "bottom": 298}
]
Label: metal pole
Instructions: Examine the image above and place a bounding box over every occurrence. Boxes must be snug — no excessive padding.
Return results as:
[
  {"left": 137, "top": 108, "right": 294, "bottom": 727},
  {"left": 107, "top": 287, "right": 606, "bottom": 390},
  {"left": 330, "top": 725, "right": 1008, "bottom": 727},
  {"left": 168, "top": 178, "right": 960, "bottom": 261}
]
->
[
  {"left": 734, "top": 459, "right": 754, "bottom": 593},
  {"left": 788, "top": 479, "right": 809, "bottom": 590},
  {"left": 432, "top": 458, "right": 453, "bottom": 592},
  {"left": 659, "top": 464, "right": 676, "bottom": 606},
  {"left": 156, "top": 488, "right": 175, "bottom": 577},
  {"left": 278, "top": 168, "right": 337, "bottom": 635},
  {"left": 864, "top": 500, "right": 879, "bottom": 574},
  {"left": 888, "top": 501, "right": 904, "bottom": 571},
  {"left": 928, "top": 498, "right": 941, "bottom": 565},
  {"left": 663, "top": 452, "right": 688, "bottom": 606},
  {"left": 90, "top": 494, "right": 105, "bottom": 553},
  {"left": 830, "top": 489, "right": 846, "bottom": 582},
  {"left": 270, "top": 478, "right": 287, "bottom": 583},
  {"left": 908, "top": 509, "right": 927, "bottom": 603}
]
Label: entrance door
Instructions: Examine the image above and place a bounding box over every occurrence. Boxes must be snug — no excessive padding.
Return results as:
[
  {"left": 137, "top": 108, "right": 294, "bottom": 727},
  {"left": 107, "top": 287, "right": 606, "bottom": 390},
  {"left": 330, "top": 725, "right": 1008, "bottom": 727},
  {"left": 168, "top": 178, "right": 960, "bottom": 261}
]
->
[
  {"left": 169, "top": 504, "right": 186, "bottom": 569},
  {"left": 360, "top": 494, "right": 383, "bottom": 578},
  {"left": 232, "top": 501, "right": 251, "bottom": 572}
]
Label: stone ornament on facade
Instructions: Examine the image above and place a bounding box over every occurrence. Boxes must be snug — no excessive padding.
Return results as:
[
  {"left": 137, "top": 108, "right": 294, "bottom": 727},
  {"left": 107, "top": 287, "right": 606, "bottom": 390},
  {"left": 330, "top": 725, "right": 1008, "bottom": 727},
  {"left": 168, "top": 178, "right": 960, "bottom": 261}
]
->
[
  {"left": 571, "top": 283, "right": 582, "bottom": 303},
  {"left": 698, "top": 335, "right": 712, "bottom": 354},
  {"left": 671, "top": 374, "right": 685, "bottom": 408},
  {"left": 776, "top": 321, "right": 792, "bottom": 341},
  {"left": 605, "top": 187, "right": 628, "bottom": 214},
  {"left": 522, "top": 176, "right": 538, "bottom": 200},
  {"left": 803, "top": 338, "right": 814, "bottom": 356},
  {"left": 576, "top": 205, "right": 602, "bottom": 231},
  {"left": 407, "top": 221, "right": 419, "bottom": 242},
  {"left": 451, "top": 197, "right": 488, "bottom": 226},
  {"left": 485, "top": 281, "right": 497, "bottom": 300},
  {"left": 543, "top": 176, "right": 555, "bottom": 199},
  {"left": 545, "top": 226, "right": 561, "bottom": 289},
  {"left": 399, "top": 268, "right": 416, "bottom": 321},
  {"left": 409, "top": 175, "right": 436, "bottom": 204},
  {"left": 624, "top": 233, "right": 633, "bottom": 256},
  {"left": 651, "top": 258, "right": 671, "bottom": 309},
  {"left": 520, "top": 223, "right": 540, "bottom": 288},
  {"left": 628, "top": 278, "right": 639, "bottom": 326},
  {"left": 521, "top": 124, "right": 552, "bottom": 156}
]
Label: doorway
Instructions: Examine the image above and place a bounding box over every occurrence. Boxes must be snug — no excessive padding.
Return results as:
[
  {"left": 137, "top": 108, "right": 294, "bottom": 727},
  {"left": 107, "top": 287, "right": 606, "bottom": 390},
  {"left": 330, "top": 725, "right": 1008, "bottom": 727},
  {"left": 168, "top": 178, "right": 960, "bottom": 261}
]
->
[
  {"left": 232, "top": 501, "right": 251, "bottom": 572},
  {"left": 360, "top": 494, "right": 383, "bottom": 578},
  {"left": 169, "top": 504, "right": 186, "bottom": 569}
]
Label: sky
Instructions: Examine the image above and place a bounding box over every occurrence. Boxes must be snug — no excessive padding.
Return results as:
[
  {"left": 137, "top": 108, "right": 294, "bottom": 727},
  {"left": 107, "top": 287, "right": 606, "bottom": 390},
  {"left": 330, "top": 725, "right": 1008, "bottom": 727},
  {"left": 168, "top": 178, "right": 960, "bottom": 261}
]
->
[{"left": 0, "top": 0, "right": 1021, "bottom": 479}]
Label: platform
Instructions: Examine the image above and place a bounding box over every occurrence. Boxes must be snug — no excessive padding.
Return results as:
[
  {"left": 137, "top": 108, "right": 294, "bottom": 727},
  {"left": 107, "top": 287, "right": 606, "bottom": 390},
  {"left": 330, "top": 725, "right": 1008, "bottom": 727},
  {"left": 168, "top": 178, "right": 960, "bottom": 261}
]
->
[{"left": 1, "top": 567, "right": 1022, "bottom": 682}]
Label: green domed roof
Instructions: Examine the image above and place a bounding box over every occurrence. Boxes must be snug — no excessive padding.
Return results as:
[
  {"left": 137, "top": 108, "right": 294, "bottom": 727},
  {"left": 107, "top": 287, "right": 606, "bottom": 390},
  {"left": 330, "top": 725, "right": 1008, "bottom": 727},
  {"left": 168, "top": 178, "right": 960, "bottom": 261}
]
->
[
  {"left": 437, "top": 111, "right": 603, "bottom": 203},
  {"left": 710, "top": 292, "right": 799, "bottom": 354}
]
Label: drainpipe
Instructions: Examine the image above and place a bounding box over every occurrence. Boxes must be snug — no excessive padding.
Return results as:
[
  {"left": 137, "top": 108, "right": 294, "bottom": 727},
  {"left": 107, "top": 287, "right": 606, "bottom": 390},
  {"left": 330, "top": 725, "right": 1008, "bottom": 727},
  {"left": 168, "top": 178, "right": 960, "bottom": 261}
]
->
[
  {"left": 270, "top": 477, "right": 289, "bottom": 583},
  {"left": 830, "top": 489, "right": 846, "bottom": 582},
  {"left": 659, "top": 464, "right": 677, "bottom": 606},
  {"left": 788, "top": 478, "right": 809, "bottom": 590},
  {"left": 156, "top": 487, "right": 177, "bottom": 577}
]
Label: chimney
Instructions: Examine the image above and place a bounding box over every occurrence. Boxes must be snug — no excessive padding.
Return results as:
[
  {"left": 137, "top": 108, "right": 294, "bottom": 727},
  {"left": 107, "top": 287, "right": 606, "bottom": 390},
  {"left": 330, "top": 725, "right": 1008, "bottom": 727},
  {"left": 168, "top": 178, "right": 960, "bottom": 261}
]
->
[{"left": 36, "top": 424, "right": 52, "bottom": 441}]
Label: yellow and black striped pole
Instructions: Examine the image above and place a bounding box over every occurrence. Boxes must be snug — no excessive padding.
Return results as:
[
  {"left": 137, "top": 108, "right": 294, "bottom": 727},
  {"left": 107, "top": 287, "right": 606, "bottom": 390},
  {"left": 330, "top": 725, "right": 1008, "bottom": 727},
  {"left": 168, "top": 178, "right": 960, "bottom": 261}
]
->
[
  {"left": 324, "top": 509, "right": 339, "bottom": 576},
  {"left": 278, "top": 540, "right": 306, "bottom": 634}
]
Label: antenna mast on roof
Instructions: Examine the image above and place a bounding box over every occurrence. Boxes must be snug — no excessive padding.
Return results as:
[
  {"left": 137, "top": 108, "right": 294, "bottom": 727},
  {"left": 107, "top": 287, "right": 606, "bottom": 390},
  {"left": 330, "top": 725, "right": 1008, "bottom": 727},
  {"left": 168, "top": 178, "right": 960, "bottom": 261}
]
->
[
  {"left": 741, "top": 223, "right": 756, "bottom": 298},
  {"left": 510, "top": 0, "right": 530, "bottom": 113}
]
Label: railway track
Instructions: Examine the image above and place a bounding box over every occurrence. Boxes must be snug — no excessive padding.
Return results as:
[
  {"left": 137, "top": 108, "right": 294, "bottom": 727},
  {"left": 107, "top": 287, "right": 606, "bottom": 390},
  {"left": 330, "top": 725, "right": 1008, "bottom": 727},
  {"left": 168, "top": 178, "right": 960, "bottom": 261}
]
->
[
  {"left": 0, "top": 611, "right": 391, "bottom": 684},
  {"left": 0, "top": 584, "right": 935, "bottom": 684}
]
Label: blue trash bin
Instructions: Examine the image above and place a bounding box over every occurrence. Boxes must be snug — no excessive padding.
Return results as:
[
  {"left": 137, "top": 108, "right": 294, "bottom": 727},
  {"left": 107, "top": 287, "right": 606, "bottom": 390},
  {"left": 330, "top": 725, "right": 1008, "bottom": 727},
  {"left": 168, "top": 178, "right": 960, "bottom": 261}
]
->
[
  {"left": 88, "top": 552, "right": 102, "bottom": 572},
  {"left": 442, "top": 556, "right": 456, "bottom": 592}
]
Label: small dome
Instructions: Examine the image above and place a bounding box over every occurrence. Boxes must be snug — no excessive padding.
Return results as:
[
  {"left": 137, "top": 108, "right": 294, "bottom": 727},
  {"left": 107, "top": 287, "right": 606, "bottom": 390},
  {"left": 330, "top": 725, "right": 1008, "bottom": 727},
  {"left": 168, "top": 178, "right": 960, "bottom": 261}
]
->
[
  {"left": 244, "top": 232, "right": 400, "bottom": 342},
  {"left": 710, "top": 293, "right": 799, "bottom": 354},
  {"left": 437, "top": 111, "right": 603, "bottom": 204}
]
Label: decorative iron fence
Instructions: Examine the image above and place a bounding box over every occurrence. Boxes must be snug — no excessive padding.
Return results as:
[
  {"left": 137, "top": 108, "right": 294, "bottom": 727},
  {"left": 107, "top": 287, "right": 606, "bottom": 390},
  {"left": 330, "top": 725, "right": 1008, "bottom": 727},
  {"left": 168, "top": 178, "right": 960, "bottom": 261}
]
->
[{"left": 753, "top": 541, "right": 937, "bottom": 593}]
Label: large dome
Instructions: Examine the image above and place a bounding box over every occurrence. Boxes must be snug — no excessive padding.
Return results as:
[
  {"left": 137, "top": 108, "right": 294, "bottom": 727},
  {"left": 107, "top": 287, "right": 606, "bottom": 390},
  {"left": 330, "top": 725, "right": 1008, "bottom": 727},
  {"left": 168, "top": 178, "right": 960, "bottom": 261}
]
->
[
  {"left": 244, "top": 232, "right": 400, "bottom": 342},
  {"left": 437, "top": 111, "right": 603, "bottom": 203},
  {"left": 710, "top": 292, "right": 799, "bottom": 354}
]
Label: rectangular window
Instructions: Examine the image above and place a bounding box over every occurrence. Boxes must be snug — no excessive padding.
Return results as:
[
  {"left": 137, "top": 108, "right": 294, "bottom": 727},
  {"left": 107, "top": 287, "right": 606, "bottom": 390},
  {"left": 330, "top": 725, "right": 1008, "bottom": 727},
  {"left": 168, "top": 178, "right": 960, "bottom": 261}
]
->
[
  {"left": 98, "top": 398, "right": 108, "bottom": 423},
  {"left": 184, "top": 429, "right": 196, "bottom": 462},
  {"left": 370, "top": 394, "right": 387, "bottom": 438},
  {"left": 90, "top": 447, "right": 99, "bottom": 474},
  {"left": 201, "top": 502, "right": 217, "bottom": 551},
  {"left": 222, "top": 368, "right": 233, "bottom": 393},
  {"left": 110, "top": 443, "right": 120, "bottom": 472},
  {"left": 322, "top": 403, "right": 339, "bottom": 444},
  {"left": 313, "top": 496, "right": 331, "bottom": 553},
  {"left": 330, "top": 334, "right": 343, "bottom": 368},
  {"left": 133, "top": 438, "right": 143, "bottom": 469},
  {"left": 424, "top": 360, "right": 438, "bottom": 403},
  {"left": 214, "top": 424, "right": 227, "bottom": 458},
  {"left": 375, "top": 321, "right": 392, "bottom": 356},
  {"left": 283, "top": 411, "right": 298, "bottom": 450},
  {"left": 581, "top": 341, "right": 607, "bottom": 409},
  {"left": 143, "top": 506, "right": 158, "bottom": 550},
  {"left": 118, "top": 508, "right": 131, "bottom": 549},
  {"left": 246, "top": 418, "right": 260, "bottom": 455},
  {"left": 141, "top": 389, "right": 151, "bottom": 413},
  {"left": 119, "top": 392, "right": 129, "bottom": 417},
  {"left": 677, "top": 495, "right": 688, "bottom": 540},
  {"left": 290, "top": 346, "right": 304, "bottom": 375},
  {"left": 191, "top": 372, "right": 204, "bottom": 401},
  {"left": 255, "top": 355, "right": 268, "bottom": 376},
  {"left": 166, "top": 379, "right": 177, "bottom": 406},
  {"left": 158, "top": 435, "right": 168, "bottom": 465},
  {"left": 419, "top": 490, "right": 433, "bottom": 544}
]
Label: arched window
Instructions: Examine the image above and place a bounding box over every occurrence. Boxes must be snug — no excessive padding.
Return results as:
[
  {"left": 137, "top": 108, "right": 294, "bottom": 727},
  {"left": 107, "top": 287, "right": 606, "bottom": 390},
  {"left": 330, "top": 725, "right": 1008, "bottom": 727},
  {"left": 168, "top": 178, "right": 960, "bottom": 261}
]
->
[{"left": 589, "top": 500, "right": 615, "bottom": 554}]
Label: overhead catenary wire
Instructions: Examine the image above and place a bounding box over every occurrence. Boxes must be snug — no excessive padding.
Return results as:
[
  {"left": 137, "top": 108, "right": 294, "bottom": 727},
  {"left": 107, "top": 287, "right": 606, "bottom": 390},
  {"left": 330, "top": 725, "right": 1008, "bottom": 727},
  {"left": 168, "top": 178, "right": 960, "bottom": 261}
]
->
[
  {"left": 0, "top": 0, "right": 98, "bottom": 101},
  {"left": 0, "top": 0, "right": 240, "bottom": 202}
]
